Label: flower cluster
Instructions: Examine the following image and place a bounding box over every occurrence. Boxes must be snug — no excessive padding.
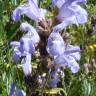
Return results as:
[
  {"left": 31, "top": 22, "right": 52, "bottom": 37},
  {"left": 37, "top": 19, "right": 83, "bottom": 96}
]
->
[
  {"left": 47, "top": 31, "right": 81, "bottom": 87},
  {"left": 10, "top": 22, "right": 40, "bottom": 76},
  {"left": 47, "top": 0, "right": 87, "bottom": 87},
  {"left": 10, "top": 0, "right": 88, "bottom": 90}
]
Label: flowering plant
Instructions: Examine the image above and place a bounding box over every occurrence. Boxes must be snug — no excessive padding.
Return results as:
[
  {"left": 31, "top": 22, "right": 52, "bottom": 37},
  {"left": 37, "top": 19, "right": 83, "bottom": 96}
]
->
[{"left": 9, "top": 0, "right": 89, "bottom": 95}]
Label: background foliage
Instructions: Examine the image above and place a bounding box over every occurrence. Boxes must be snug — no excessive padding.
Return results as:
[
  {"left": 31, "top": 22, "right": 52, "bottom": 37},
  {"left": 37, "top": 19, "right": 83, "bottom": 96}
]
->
[{"left": 0, "top": 0, "right": 96, "bottom": 96}]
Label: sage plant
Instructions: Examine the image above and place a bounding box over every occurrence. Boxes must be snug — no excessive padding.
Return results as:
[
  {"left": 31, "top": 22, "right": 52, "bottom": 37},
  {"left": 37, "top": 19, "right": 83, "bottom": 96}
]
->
[{"left": 10, "top": 0, "right": 88, "bottom": 94}]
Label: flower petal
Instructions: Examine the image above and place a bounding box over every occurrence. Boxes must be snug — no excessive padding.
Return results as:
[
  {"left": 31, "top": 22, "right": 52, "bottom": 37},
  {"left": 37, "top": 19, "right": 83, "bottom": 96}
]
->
[
  {"left": 46, "top": 32, "right": 65, "bottom": 56},
  {"left": 20, "top": 22, "right": 33, "bottom": 32},
  {"left": 10, "top": 81, "right": 16, "bottom": 96},
  {"left": 10, "top": 41, "right": 20, "bottom": 48},
  {"left": 20, "top": 37, "right": 35, "bottom": 54},
  {"left": 16, "top": 90, "right": 26, "bottom": 96},
  {"left": 54, "top": 55, "right": 68, "bottom": 68},
  {"left": 12, "top": 4, "right": 29, "bottom": 21},
  {"left": 12, "top": 48, "right": 21, "bottom": 62},
  {"left": 54, "top": 55, "right": 80, "bottom": 73},
  {"left": 52, "top": 0, "right": 66, "bottom": 8},
  {"left": 57, "top": 2, "right": 75, "bottom": 21},
  {"left": 56, "top": 1, "right": 88, "bottom": 25},
  {"left": 12, "top": 0, "right": 46, "bottom": 22},
  {"left": 75, "top": 6, "right": 88, "bottom": 24},
  {"left": 53, "top": 16, "right": 78, "bottom": 32},
  {"left": 21, "top": 54, "right": 32, "bottom": 76},
  {"left": 49, "top": 69, "right": 60, "bottom": 87},
  {"left": 64, "top": 45, "right": 81, "bottom": 61},
  {"left": 65, "top": 56, "right": 80, "bottom": 73},
  {"left": 20, "top": 22, "right": 40, "bottom": 46}
]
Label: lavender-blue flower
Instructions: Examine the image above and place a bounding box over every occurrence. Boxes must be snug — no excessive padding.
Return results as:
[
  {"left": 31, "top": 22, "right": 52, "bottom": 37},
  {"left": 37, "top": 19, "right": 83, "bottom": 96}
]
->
[
  {"left": 53, "top": 45, "right": 80, "bottom": 73},
  {"left": 12, "top": 0, "right": 46, "bottom": 22},
  {"left": 16, "top": 90, "right": 26, "bottom": 96},
  {"left": 46, "top": 31, "right": 80, "bottom": 73},
  {"left": 10, "top": 41, "right": 21, "bottom": 62},
  {"left": 20, "top": 22, "right": 40, "bottom": 46},
  {"left": 10, "top": 81, "right": 16, "bottom": 96},
  {"left": 46, "top": 31, "right": 65, "bottom": 57},
  {"left": 52, "top": 0, "right": 88, "bottom": 32},
  {"left": 10, "top": 81, "right": 26, "bottom": 96},
  {"left": 54, "top": 55, "right": 80, "bottom": 73},
  {"left": 52, "top": 0, "right": 87, "bottom": 9},
  {"left": 49, "top": 68, "right": 60, "bottom": 87},
  {"left": 12, "top": 48, "right": 22, "bottom": 62},
  {"left": 10, "top": 22, "right": 40, "bottom": 76},
  {"left": 11, "top": 22, "right": 40, "bottom": 59},
  {"left": 57, "top": 3, "right": 88, "bottom": 23},
  {"left": 21, "top": 53, "right": 32, "bottom": 76}
]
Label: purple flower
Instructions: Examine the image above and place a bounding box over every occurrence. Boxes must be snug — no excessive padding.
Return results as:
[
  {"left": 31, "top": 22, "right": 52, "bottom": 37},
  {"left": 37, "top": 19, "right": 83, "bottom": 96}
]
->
[
  {"left": 10, "top": 41, "right": 21, "bottom": 62},
  {"left": 12, "top": 0, "right": 46, "bottom": 22},
  {"left": 57, "top": 3, "right": 87, "bottom": 23},
  {"left": 10, "top": 41, "right": 20, "bottom": 47},
  {"left": 54, "top": 55, "right": 80, "bottom": 73},
  {"left": 53, "top": 55, "right": 68, "bottom": 68},
  {"left": 10, "top": 39, "right": 34, "bottom": 62},
  {"left": 19, "top": 22, "right": 40, "bottom": 54},
  {"left": 52, "top": 0, "right": 87, "bottom": 9},
  {"left": 16, "top": 90, "right": 26, "bottom": 96},
  {"left": 10, "top": 81, "right": 26, "bottom": 96},
  {"left": 46, "top": 31, "right": 65, "bottom": 57},
  {"left": 53, "top": 16, "right": 78, "bottom": 32},
  {"left": 21, "top": 53, "right": 32, "bottom": 76},
  {"left": 66, "top": 56, "right": 80, "bottom": 73},
  {"left": 53, "top": 45, "right": 80, "bottom": 73},
  {"left": 52, "top": 0, "right": 88, "bottom": 32},
  {"left": 20, "top": 22, "right": 40, "bottom": 46},
  {"left": 10, "top": 22, "right": 40, "bottom": 62},
  {"left": 49, "top": 78, "right": 59, "bottom": 87},
  {"left": 10, "top": 81, "right": 16, "bottom": 96},
  {"left": 49, "top": 68, "right": 60, "bottom": 87},
  {"left": 20, "top": 37, "right": 35, "bottom": 54},
  {"left": 20, "top": 22, "right": 33, "bottom": 32},
  {"left": 12, "top": 48, "right": 22, "bottom": 62},
  {"left": 10, "top": 22, "right": 40, "bottom": 76},
  {"left": 74, "top": 5, "right": 88, "bottom": 24},
  {"left": 10, "top": 40, "right": 33, "bottom": 75}
]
